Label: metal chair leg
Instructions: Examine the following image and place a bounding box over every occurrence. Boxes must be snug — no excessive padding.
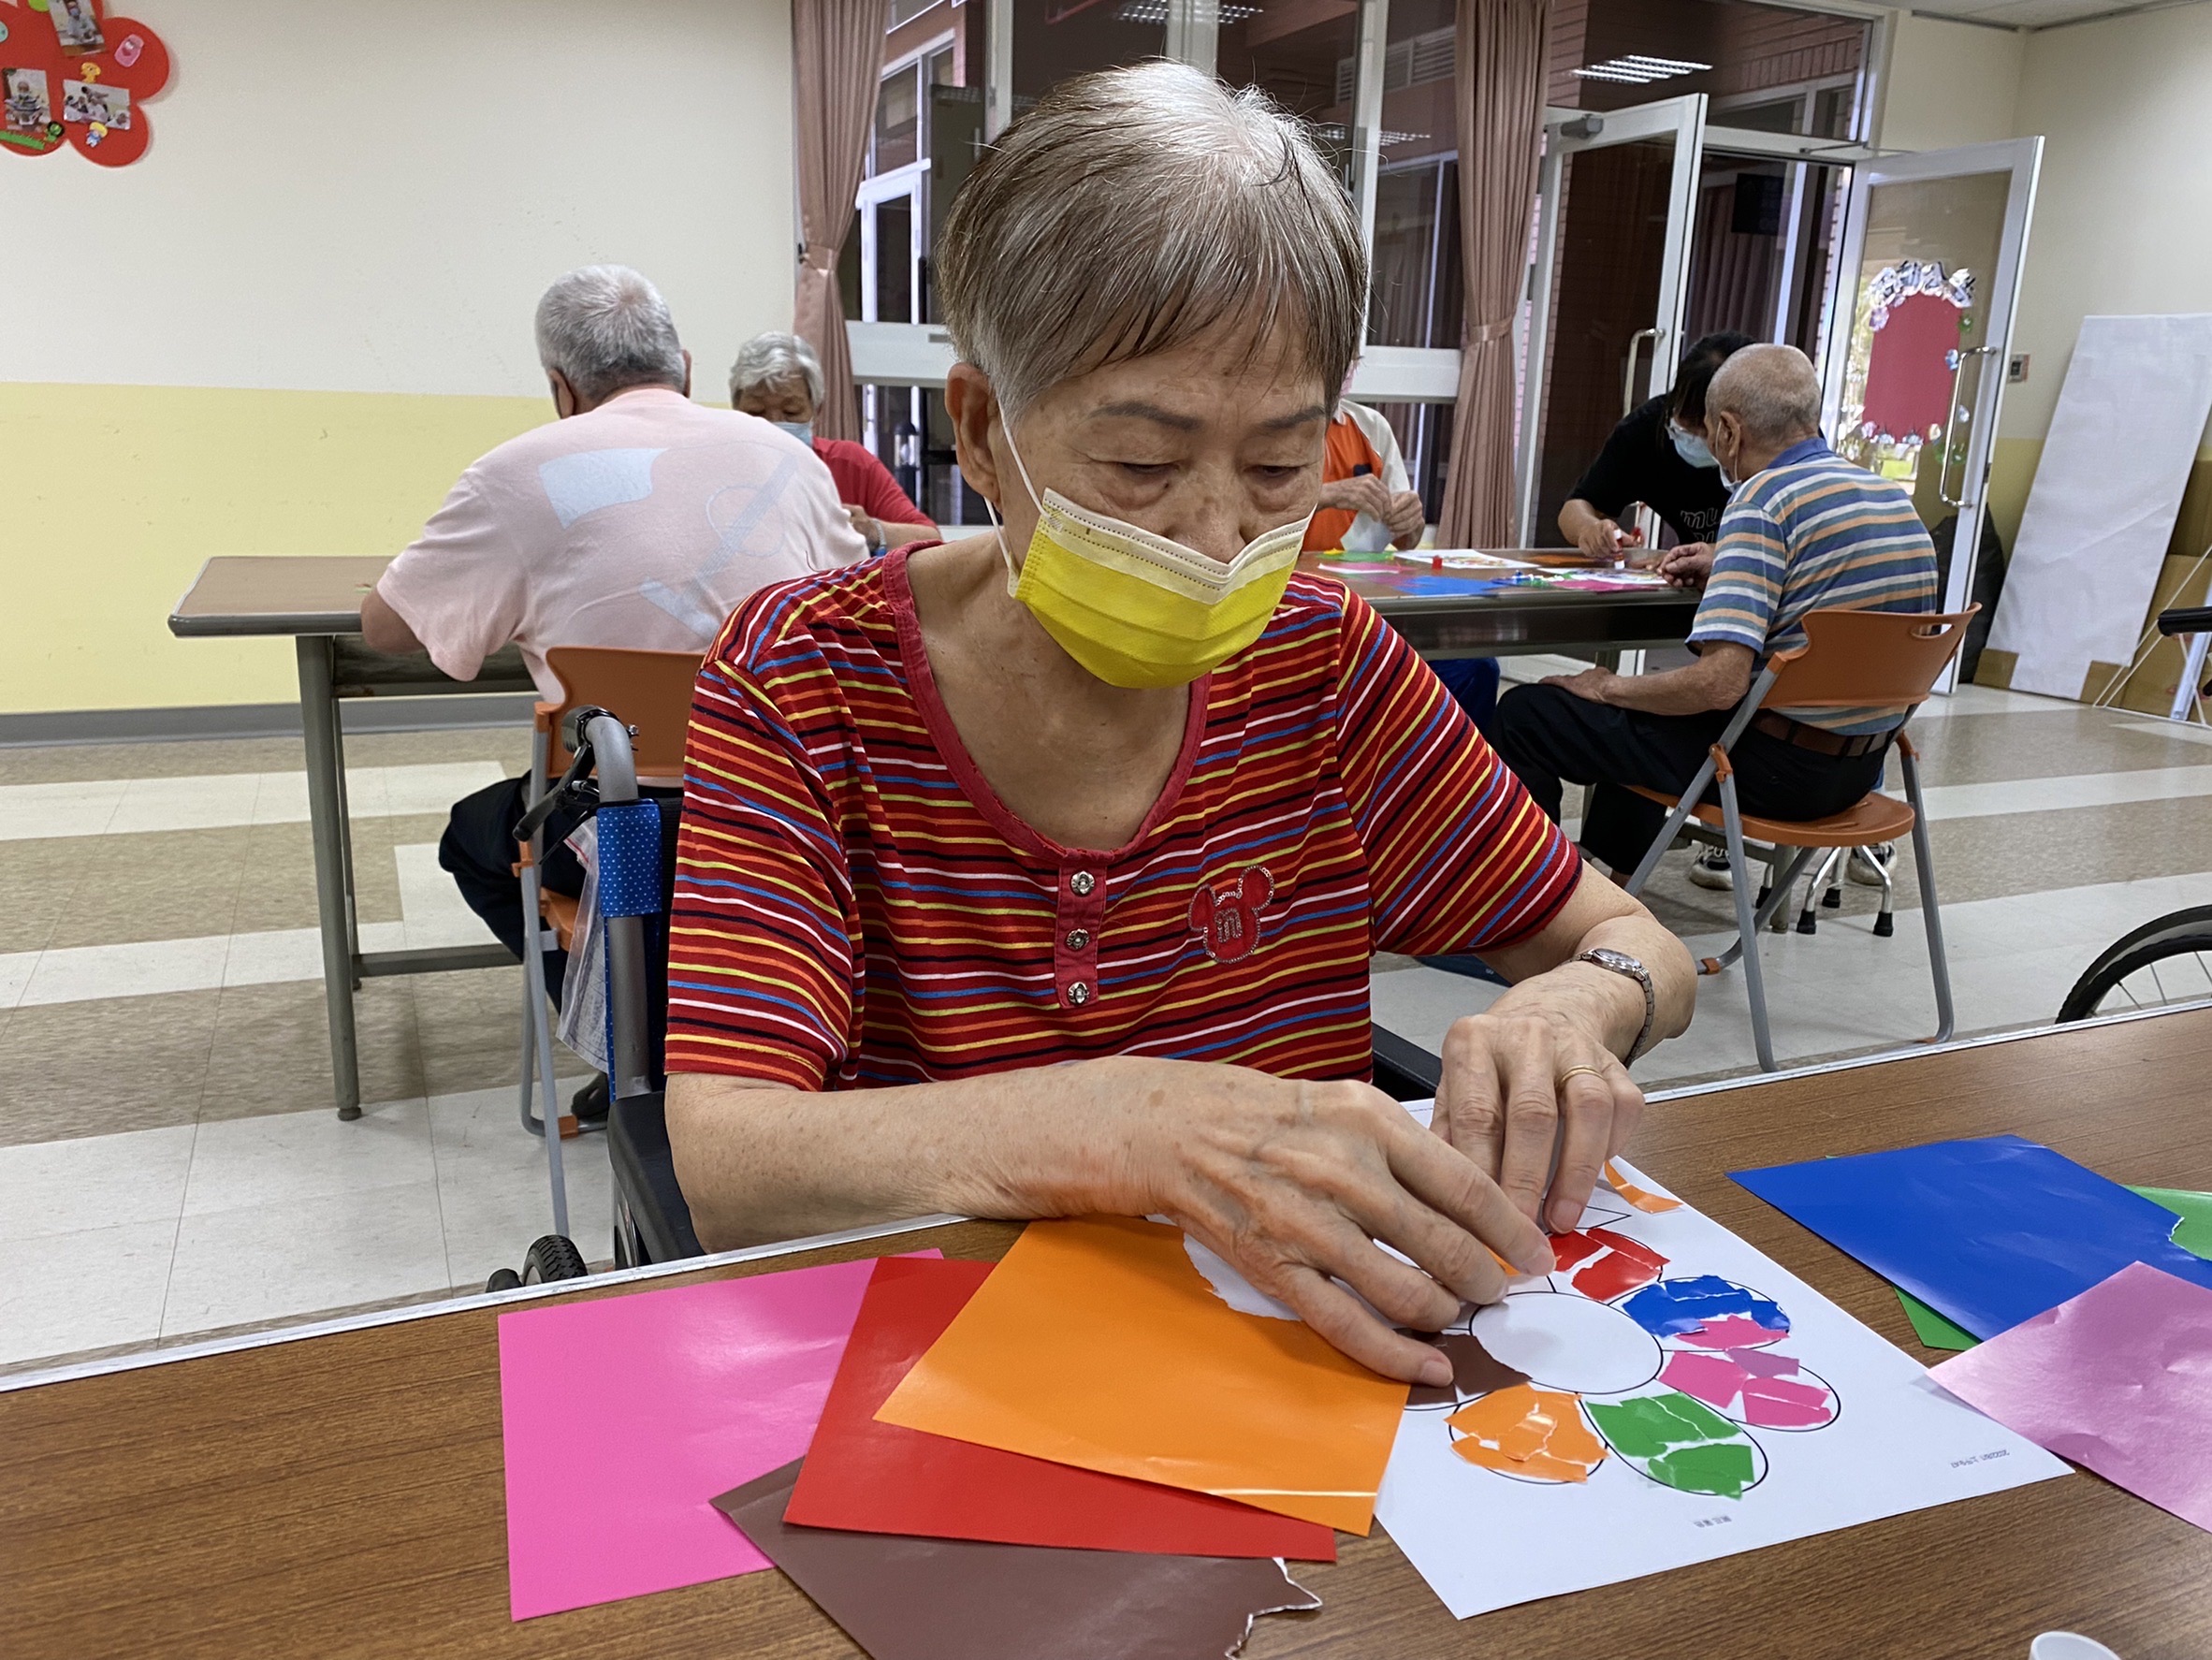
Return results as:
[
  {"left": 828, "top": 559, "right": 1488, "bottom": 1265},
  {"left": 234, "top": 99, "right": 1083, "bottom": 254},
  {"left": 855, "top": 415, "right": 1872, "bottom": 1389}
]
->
[
  {"left": 1870, "top": 841, "right": 1899, "bottom": 939},
  {"left": 520, "top": 858, "right": 571, "bottom": 1241},
  {"left": 1899, "top": 750, "right": 1955, "bottom": 1043},
  {"left": 1720, "top": 776, "right": 1778, "bottom": 1072},
  {"left": 1796, "top": 849, "right": 1837, "bottom": 935}
]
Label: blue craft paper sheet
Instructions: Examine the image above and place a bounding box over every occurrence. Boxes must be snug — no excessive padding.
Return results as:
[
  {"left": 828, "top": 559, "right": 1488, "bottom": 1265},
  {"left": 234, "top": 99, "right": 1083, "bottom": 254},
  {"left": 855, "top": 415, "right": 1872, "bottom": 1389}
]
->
[{"left": 1729, "top": 1134, "right": 2212, "bottom": 1338}]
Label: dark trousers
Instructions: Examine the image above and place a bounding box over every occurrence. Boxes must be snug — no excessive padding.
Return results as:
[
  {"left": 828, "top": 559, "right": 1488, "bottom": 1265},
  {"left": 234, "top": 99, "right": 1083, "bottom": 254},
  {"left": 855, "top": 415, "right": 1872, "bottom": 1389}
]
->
[
  {"left": 1486, "top": 683, "right": 1888, "bottom": 874},
  {"left": 440, "top": 778, "right": 682, "bottom": 1056},
  {"left": 1431, "top": 657, "right": 1501, "bottom": 728}
]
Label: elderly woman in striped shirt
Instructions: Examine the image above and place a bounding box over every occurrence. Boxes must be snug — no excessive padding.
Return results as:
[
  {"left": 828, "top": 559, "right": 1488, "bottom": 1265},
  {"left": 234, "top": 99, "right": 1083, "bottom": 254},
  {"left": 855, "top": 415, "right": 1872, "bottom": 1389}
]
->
[{"left": 662, "top": 63, "right": 1695, "bottom": 1386}]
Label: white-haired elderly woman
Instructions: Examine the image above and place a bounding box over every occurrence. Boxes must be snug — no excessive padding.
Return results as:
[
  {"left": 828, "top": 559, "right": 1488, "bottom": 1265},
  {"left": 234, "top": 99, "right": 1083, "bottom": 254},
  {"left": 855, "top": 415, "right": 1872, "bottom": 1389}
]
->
[
  {"left": 730, "top": 330, "right": 940, "bottom": 553},
  {"left": 665, "top": 64, "right": 1695, "bottom": 1387}
]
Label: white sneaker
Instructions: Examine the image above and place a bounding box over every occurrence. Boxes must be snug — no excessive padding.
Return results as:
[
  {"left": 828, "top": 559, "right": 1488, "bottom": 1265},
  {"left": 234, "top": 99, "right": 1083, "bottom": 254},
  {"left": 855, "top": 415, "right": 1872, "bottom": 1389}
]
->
[
  {"left": 1849, "top": 843, "right": 1894, "bottom": 887},
  {"left": 1687, "top": 848, "right": 1733, "bottom": 890}
]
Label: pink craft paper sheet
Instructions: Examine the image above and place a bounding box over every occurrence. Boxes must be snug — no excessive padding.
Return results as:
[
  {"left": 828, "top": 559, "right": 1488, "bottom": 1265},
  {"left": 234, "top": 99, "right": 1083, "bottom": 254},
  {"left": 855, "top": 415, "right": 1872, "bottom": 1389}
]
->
[
  {"left": 499, "top": 1254, "right": 932, "bottom": 1619},
  {"left": 1930, "top": 1260, "right": 2212, "bottom": 1533}
]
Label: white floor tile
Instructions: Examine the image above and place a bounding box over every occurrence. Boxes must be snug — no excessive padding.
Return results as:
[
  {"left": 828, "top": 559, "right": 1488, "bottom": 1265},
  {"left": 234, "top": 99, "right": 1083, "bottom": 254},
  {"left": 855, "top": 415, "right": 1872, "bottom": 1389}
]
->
[
  {"left": 0, "top": 948, "right": 35, "bottom": 1011},
  {"left": 394, "top": 841, "right": 500, "bottom": 948},
  {"left": 1918, "top": 764, "right": 2212, "bottom": 821},
  {"left": 429, "top": 1081, "right": 611, "bottom": 1284},
  {"left": 0, "top": 1219, "right": 177, "bottom": 1365},
  {"left": 0, "top": 1123, "right": 196, "bottom": 1243},
  {"left": 19, "top": 934, "right": 231, "bottom": 1008},
  {"left": 0, "top": 778, "right": 126, "bottom": 843},
  {"left": 182, "top": 1098, "right": 434, "bottom": 1216},
  {"left": 159, "top": 1179, "right": 451, "bottom": 1338},
  {"left": 2119, "top": 720, "right": 2212, "bottom": 748},
  {"left": 0, "top": 763, "right": 506, "bottom": 844},
  {"left": 108, "top": 772, "right": 261, "bottom": 836}
]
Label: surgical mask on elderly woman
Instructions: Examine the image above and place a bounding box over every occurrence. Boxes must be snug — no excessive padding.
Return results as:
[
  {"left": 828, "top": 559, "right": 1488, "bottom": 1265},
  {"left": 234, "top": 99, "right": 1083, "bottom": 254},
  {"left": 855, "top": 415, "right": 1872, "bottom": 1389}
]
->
[
  {"left": 987, "top": 430, "right": 1311, "bottom": 690},
  {"left": 769, "top": 419, "right": 814, "bottom": 444}
]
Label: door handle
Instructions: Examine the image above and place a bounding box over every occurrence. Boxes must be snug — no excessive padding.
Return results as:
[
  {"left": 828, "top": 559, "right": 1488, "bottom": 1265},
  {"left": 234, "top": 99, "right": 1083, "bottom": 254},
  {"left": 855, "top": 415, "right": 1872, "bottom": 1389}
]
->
[
  {"left": 1623, "top": 328, "right": 1661, "bottom": 415},
  {"left": 1938, "top": 344, "right": 1999, "bottom": 508}
]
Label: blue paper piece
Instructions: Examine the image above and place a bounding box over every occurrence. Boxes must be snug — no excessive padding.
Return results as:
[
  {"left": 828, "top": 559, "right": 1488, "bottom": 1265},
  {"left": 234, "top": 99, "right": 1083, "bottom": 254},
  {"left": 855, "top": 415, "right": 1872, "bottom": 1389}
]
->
[
  {"left": 1731, "top": 1134, "right": 2212, "bottom": 1339},
  {"left": 1619, "top": 1275, "right": 1788, "bottom": 1341}
]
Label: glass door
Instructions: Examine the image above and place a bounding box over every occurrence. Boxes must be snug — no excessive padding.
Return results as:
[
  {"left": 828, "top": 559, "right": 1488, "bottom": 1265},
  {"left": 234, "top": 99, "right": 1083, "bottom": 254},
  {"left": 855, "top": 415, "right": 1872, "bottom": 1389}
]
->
[
  {"left": 1820, "top": 138, "right": 2042, "bottom": 683},
  {"left": 1515, "top": 95, "right": 1708, "bottom": 548}
]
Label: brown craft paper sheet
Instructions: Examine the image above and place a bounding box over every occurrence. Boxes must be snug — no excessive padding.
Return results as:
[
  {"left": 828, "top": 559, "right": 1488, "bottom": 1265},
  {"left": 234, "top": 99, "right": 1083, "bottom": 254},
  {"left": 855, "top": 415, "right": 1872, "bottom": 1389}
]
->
[{"left": 712, "top": 1461, "right": 1321, "bottom": 1660}]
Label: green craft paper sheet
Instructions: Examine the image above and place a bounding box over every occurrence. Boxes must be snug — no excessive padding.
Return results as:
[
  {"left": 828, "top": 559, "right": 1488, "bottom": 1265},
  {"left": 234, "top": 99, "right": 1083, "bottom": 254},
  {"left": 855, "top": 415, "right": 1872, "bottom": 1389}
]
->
[
  {"left": 1898, "top": 1291, "right": 1978, "bottom": 1350},
  {"left": 2130, "top": 1187, "right": 2212, "bottom": 1260},
  {"left": 1896, "top": 1186, "right": 2212, "bottom": 1350}
]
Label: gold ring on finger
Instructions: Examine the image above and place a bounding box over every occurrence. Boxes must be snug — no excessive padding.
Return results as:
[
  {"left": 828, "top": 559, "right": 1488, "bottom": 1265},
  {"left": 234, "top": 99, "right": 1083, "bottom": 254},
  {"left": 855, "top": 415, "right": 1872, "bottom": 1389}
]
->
[{"left": 1557, "top": 1064, "right": 1608, "bottom": 1087}]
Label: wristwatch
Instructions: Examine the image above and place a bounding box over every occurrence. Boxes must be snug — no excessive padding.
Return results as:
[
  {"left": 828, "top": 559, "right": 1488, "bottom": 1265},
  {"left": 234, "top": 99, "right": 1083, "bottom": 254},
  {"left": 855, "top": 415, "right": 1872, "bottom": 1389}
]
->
[{"left": 1574, "top": 947, "right": 1657, "bottom": 1063}]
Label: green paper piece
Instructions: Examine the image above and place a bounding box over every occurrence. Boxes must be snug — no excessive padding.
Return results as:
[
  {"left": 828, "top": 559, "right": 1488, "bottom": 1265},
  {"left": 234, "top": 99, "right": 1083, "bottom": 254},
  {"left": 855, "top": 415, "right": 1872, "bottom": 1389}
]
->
[
  {"left": 1898, "top": 1289, "right": 1978, "bottom": 1350},
  {"left": 1890, "top": 1185, "right": 2212, "bottom": 1348},
  {"left": 2127, "top": 1186, "right": 2212, "bottom": 1260},
  {"left": 1652, "top": 1440, "right": 1758, "bottom": 1499},
  {"left": 1585, "top": 1391, "right": 1758, "bottom": 1499}
]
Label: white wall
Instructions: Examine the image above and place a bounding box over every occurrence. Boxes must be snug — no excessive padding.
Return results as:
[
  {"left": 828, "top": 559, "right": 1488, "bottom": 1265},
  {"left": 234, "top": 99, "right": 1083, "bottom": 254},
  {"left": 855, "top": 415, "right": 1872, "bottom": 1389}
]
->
[
  {"left": 1999, "top": 2, "right": 2212, "bottom": 441},
  {"left": 0, "top": 0, "right": 796, "bottom": 398},
  {"left": 1878, "top": 11, "right": 2023, "bottom": 153}
]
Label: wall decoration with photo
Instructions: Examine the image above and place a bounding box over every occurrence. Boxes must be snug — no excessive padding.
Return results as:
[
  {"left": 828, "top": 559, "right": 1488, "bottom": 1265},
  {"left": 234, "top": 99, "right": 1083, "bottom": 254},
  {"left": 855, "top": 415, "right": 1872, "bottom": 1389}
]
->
[{"left": 0, "top": 0, "right": 168, "bottom": 166}]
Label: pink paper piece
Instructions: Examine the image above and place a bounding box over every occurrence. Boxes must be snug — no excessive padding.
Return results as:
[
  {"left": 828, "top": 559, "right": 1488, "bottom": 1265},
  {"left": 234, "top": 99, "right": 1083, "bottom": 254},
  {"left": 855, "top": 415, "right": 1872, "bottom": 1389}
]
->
[
  {"left": 1661, "top": 1348, "right": 1837, "bottom": 1429},
  {"left": 1930, "top": 1261, "right": 2212, "bottom": 1534},
  {"left": 498, "top": 1255, "right": 929, "bottom": 1619}
]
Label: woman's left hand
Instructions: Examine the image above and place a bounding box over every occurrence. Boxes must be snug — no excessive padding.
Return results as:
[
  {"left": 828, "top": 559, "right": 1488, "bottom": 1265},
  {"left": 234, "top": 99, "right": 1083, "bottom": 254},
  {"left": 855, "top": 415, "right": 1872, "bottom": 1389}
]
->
[{"left": 1431, "top": 1006, "right": 1644, "bottom": 1233}]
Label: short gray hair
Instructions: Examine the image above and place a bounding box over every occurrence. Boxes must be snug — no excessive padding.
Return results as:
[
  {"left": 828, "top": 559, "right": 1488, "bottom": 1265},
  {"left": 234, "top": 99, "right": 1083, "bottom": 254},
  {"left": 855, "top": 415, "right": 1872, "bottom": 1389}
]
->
[
  {"left": 938, "top": 61, "right": 1364, "bottom": 417},
  {"left": 533, "top": 266, "right": 686, "bottom": 403},
  {"left": 1707, "top": 343, "right": 1823, "bottom": 445},
  {"left": 729, "top": 330, "right": 825, "bottom": 408}
]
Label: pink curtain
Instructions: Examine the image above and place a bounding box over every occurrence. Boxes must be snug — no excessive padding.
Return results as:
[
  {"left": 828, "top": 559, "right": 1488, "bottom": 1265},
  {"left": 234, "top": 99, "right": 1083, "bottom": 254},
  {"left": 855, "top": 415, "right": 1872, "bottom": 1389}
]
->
[
  {"left": 792, "top": 0, "right": 885, "bottom": 442},
  {"left": 1438, "top": 0, "right": 1551, "bottom": 548}
]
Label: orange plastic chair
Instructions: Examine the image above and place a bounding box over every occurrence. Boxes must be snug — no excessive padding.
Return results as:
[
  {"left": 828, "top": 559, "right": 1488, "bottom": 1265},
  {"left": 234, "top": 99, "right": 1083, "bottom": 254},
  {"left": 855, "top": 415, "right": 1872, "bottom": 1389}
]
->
[
  {"left": 1620, "top": 607, "right": 1978, "bottom": 1071},
  {"left": 515, "top": 648, "right": 703, "bottom": 1161}
]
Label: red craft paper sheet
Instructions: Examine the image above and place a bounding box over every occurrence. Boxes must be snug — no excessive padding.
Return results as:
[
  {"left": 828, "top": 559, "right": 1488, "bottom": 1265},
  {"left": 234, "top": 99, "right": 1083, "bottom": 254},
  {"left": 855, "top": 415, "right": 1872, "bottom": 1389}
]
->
[{"left": 785, "top": 1257, "right": 1336, "bottom": 1560}]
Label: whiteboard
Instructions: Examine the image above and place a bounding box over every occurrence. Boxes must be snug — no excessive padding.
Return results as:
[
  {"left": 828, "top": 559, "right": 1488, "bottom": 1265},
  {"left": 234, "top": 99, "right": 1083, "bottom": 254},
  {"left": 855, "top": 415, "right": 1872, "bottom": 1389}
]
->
[{"left": 1986, "top": 313, "right": 2212, "bottom": 699}]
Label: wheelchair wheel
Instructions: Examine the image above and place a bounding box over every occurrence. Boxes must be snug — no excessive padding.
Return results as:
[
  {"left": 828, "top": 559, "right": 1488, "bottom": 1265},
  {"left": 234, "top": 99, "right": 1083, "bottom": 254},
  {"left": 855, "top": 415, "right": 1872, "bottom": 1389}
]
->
[
  {"left": 521, "top": 1234, "right": 589, "bottom": 1284},
  {"left": 2058, "top": 906, "right": 2212, "bottom": 1023},
  {"left": 485, "top": 1267, "right": 523, "bottom": 1293}
]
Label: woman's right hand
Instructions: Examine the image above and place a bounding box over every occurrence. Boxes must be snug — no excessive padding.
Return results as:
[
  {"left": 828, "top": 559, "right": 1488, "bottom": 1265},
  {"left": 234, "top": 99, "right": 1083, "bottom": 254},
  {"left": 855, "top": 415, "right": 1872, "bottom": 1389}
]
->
[
  {"left": 1572, "top": 515, "right": 1642, "bottom": 564},
  {"left": 1105, "top": 1061, "right": 1555, "bottom": 1386}
]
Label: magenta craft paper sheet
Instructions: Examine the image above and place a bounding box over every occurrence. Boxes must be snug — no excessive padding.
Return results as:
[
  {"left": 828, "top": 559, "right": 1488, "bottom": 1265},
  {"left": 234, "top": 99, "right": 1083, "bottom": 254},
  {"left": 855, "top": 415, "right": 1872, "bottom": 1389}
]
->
[
  {"left": 499, "top": 1254, "right": 933, "bottom": 1619},
  {"left": 1930, "top": 1261, "right": 2212, "bottom": 1534}
]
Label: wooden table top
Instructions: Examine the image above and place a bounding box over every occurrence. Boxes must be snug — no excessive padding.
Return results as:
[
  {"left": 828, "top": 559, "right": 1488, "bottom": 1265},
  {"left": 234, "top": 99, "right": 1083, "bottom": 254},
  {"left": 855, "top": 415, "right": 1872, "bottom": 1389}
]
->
[
  {"left": 169, "top": 555, "right": 396, "bottom": 637},
  {"left": 12, "top": 1012, "right": 2212, "bottom": 1660}
]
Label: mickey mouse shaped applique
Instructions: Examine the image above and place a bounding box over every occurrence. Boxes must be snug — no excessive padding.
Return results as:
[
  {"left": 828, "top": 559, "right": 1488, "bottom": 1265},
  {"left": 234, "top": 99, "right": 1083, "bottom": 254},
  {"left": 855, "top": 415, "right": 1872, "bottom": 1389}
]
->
[{"left": 1188, "top": 867, "right": 1273, "bottom": 965}]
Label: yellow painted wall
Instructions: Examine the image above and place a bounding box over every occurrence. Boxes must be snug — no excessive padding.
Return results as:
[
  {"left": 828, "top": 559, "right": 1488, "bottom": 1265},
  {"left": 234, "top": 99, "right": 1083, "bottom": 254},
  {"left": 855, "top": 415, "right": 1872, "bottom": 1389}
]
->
[{"left": 1, "top": 385, "right": 545, "bottom": 713}]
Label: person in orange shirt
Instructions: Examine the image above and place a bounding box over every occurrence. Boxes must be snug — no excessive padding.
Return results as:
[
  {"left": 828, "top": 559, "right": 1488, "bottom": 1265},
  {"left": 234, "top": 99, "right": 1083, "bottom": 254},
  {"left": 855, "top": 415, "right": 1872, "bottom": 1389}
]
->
[
  {"left": 1305, "top": 389, "right": 1499, "bottom": 724},
  {"left": 1302, "top": 397, "right": 1428, "bottom": 554}
]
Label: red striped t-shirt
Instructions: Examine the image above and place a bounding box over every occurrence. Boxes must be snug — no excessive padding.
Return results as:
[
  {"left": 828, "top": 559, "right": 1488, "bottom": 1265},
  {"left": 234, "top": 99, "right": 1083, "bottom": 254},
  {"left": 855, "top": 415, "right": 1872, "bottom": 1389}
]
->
[{"left": 665, "top": 546, "right": 1579, "bottom": 1090}]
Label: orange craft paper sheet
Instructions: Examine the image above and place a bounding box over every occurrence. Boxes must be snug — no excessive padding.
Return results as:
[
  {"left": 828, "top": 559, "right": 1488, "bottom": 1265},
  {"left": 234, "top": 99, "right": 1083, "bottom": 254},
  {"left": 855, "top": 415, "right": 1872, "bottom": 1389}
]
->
[{"left": 874, "top": 1216, "right": 1409, "bottom": 1535}]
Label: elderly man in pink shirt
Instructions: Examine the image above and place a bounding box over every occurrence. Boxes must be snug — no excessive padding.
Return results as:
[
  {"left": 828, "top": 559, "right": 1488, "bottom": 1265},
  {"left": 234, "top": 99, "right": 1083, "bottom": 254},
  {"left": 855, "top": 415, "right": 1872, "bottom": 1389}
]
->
[{"left": 364, "top": 265, "right": 865, "bottom": 1118}]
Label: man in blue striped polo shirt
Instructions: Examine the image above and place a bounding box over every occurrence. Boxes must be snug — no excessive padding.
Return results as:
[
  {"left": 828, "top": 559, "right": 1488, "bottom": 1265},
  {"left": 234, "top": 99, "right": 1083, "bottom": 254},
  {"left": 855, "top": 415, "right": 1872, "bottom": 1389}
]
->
[{"left": 1488, "top": 343, "right": 1936, "bottom": 878}]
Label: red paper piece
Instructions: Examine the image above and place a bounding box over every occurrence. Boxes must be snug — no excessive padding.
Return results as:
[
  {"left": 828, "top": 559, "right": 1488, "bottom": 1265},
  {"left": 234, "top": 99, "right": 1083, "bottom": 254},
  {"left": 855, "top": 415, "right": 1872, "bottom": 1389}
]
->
[{"left": 784, "top": 1256, "right": 1336, "bottom": 1561}]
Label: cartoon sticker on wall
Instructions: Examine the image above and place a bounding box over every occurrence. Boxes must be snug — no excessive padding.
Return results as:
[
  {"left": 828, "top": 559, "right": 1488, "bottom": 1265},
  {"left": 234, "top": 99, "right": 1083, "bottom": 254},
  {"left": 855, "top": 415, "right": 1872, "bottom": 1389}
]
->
[{"left": 0, "top": 0, "right": 168, "bottom": 166}]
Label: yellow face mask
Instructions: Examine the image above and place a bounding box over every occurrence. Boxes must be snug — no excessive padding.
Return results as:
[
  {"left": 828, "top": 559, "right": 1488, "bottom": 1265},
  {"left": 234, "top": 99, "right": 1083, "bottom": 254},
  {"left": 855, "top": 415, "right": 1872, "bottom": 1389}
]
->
[{"left": 990, "top": 432, "right": 1312, "bottom": 691}]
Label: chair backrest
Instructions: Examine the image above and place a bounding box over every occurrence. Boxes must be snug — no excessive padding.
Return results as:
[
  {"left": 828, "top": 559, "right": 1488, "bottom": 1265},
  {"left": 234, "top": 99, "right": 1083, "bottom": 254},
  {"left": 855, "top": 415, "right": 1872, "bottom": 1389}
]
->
[
  {"left": 538, "top": 647, "right": 705, "bottom": 785},
  {"left": 1762, "top": 606, "right": 1981, "bottom": 710}
]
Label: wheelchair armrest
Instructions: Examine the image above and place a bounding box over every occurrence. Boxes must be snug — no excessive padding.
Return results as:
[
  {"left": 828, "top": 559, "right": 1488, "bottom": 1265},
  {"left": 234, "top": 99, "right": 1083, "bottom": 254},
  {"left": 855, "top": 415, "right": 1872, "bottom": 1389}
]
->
[
  {"left": 608, "top": 1089, "right": 704, "bottom": 1262},
  {"left": 1373, "top": 1027, "right": 1444, "bottom": 1101}
]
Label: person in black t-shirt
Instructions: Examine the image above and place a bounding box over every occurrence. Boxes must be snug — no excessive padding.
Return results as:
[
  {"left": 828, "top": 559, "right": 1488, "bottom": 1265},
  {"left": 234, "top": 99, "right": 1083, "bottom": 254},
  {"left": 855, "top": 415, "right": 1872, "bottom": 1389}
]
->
[{"left": 1559, "top": 330, "right": 1753, "bottom": 576}]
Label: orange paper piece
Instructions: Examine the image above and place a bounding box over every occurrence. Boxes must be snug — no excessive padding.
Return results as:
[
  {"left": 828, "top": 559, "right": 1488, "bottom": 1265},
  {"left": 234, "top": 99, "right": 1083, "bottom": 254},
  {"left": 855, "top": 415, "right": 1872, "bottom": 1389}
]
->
[
  {"left": 876, "top": 1217, "right": 1408, "bottom": 1534},
  {"left": 1446, "top": 1384, "right": 1608, "bottom": 1483},
  {"left": 1607, "top": 1158, "right": 1683, "bottom": 1214}
]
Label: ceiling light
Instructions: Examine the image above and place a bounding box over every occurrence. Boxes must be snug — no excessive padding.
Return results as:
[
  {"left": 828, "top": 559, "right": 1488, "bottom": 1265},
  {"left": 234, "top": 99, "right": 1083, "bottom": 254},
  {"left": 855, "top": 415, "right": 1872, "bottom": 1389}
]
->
[
  {"left": 1574, "top": 54, "right": 1712, "bottom": 84},
  {"left": 1113, "top": 0, "right": 1262, "bottom": 22}
]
